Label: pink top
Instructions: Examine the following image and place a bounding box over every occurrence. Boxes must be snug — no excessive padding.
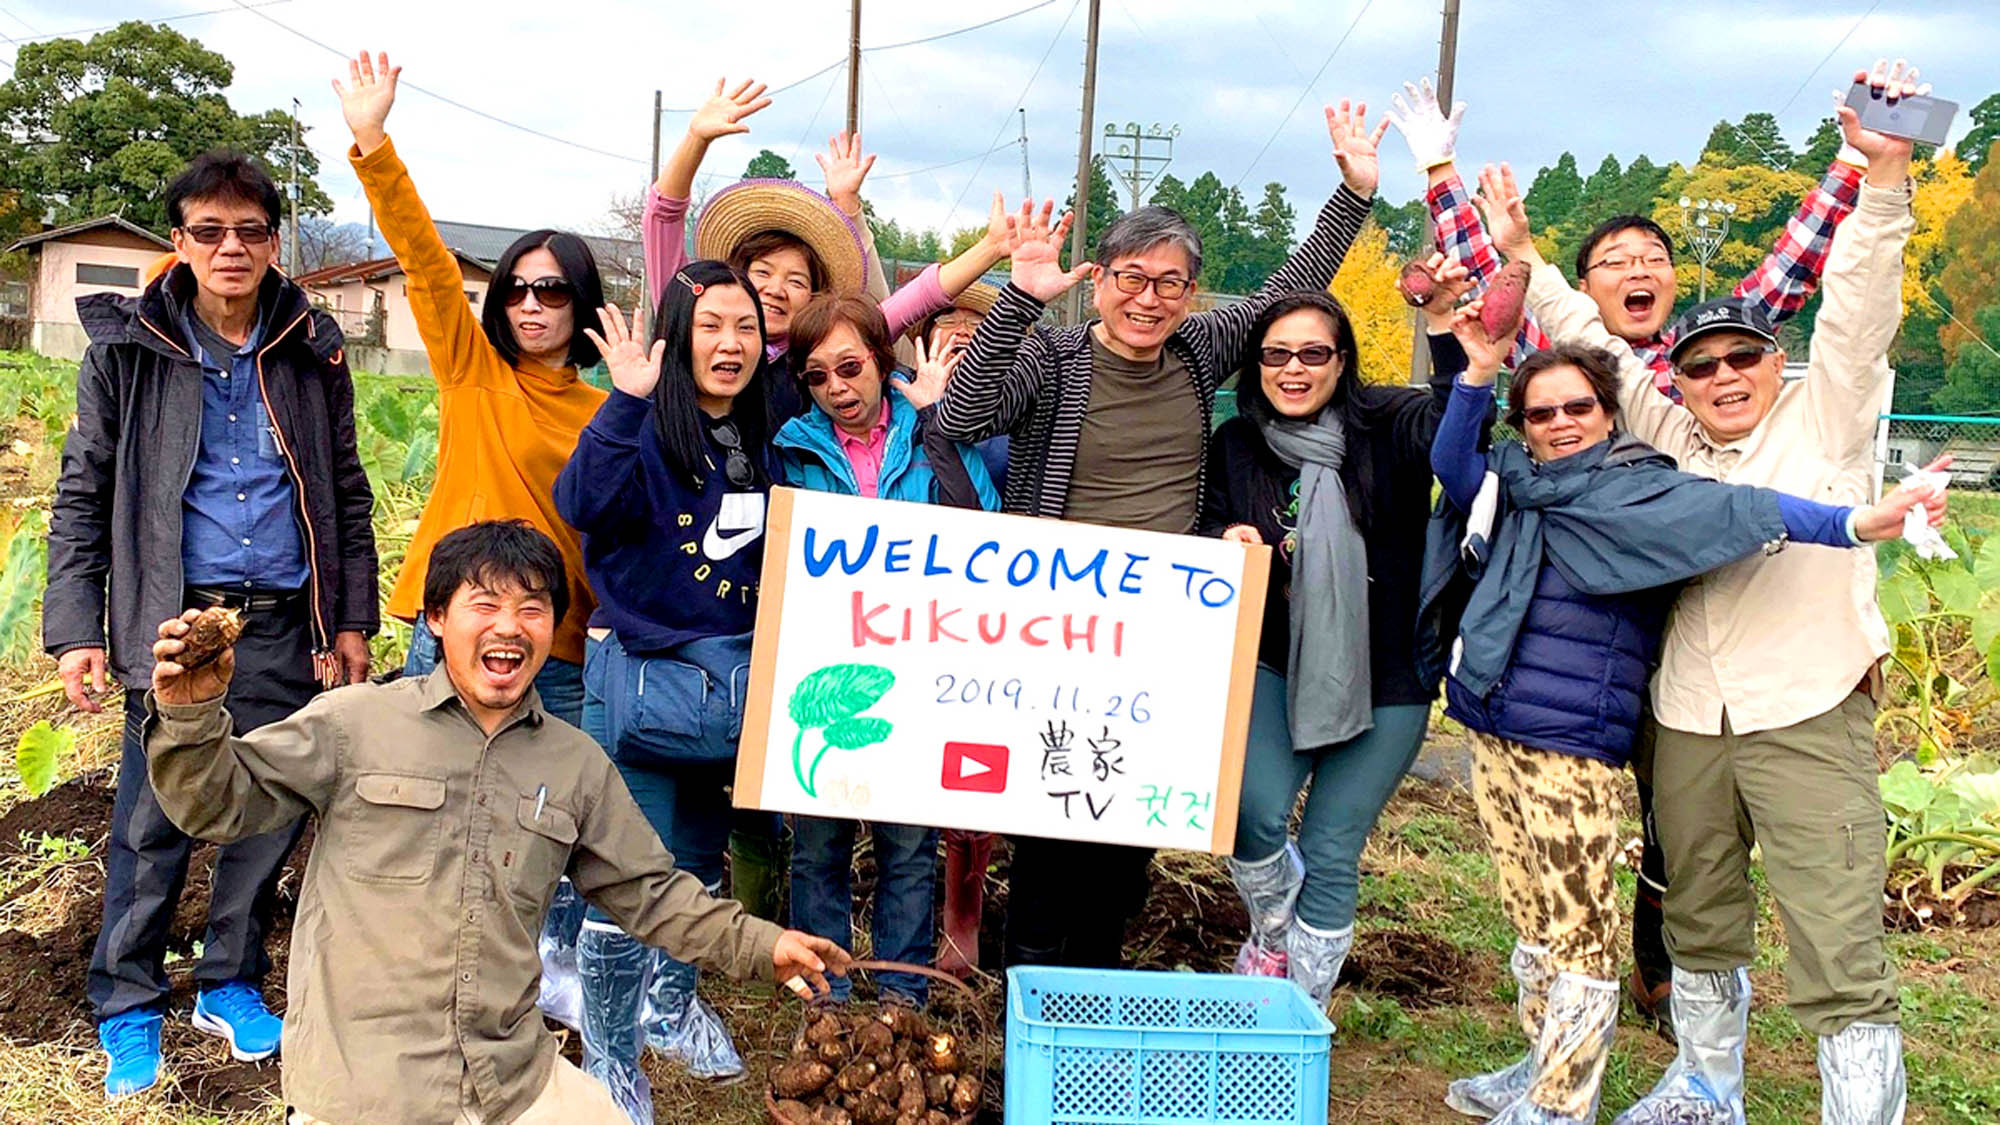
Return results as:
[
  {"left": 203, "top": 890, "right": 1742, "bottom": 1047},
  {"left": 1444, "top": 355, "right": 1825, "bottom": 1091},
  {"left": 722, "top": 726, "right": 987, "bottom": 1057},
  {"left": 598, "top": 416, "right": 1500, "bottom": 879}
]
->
[
  {"left": 836, "top": 403, "right": 893, "bottom": 498},
  {"left": 643, "top": 187, "right": 949, "bottom": 359}
]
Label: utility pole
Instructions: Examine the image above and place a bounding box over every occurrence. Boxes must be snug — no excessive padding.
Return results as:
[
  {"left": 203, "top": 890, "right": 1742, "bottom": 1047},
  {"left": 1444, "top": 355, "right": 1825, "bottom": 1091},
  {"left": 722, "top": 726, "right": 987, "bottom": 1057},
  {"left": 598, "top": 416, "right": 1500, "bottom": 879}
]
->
[
  {"left": 1102, "top": 121, "right": 1179, "bottom": 209},
  {"left": 287, "top": 96, "right": 301, "bottom": 276},
  {"left": 846, "top": 0, "right": 863, "bottom": 136},
  {"left": 651, "top": 89, "right": 663, "bottom": 182},
  {"left": 1408, "top": 0, "right": 1461, "bottom": 386},
  {"left": 1065, "top": 0, "right": 1102, "bottom": 325},
  {"left": 1018, "top": 108, "right": 1033, "bottom": 201}
]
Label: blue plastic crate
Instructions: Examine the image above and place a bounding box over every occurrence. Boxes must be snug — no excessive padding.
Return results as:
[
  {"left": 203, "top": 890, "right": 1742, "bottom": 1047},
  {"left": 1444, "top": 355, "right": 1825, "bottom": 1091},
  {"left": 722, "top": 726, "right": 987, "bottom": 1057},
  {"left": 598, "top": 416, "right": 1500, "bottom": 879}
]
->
[{"left": 1004, "top": 966, "right": 1333, "bottom": 1125}]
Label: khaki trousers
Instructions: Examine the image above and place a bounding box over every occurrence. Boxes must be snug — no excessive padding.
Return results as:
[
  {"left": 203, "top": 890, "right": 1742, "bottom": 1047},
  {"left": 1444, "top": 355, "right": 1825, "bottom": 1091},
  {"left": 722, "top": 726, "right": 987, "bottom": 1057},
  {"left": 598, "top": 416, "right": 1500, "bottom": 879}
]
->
[
  {"left": 288, "top": 1054, "right": 627, "bottom": 1125},
  {"left": 1469, "top": 732, "right": 1623, "bottom": 980},
  {"left": 1651, "top": 690, "right": 1899, "bottom": 1036}
]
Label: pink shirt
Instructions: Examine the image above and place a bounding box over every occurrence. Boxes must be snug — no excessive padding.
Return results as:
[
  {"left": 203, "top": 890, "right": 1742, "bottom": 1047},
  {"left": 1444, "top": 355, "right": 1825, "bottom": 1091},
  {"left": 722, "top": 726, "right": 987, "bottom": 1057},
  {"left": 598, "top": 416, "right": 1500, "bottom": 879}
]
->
[
  {"left": 642, "top": 187, "right": 949, "bottom": 356},
  {"left": 835, "top": 403, "right": 893, "bottom": 498}
]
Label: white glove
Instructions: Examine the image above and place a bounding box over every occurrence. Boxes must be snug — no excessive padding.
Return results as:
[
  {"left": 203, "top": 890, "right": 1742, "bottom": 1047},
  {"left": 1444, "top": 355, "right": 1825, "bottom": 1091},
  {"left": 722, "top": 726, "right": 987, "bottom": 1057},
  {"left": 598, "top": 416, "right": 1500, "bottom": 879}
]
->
[
  {"left": 1384, "top": 77, "right": 1466, "bottom": 172},
  {"left": 1898, "top": 466, "right": 1955, "bottom": 561}
]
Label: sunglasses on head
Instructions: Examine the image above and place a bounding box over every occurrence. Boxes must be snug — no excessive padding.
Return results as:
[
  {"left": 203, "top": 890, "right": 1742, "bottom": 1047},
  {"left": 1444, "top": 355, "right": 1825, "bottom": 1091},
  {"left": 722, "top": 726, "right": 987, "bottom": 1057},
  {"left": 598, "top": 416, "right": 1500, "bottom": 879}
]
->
[
  {"left": 1259, "top": 344, "right": 1336, "bottom": 368},
  {"left": 502, "top": 277, "right": 576, "bottom": 308},
  {"left": 1675, "top": 343, "right": 1777, "bottom": 381},
  {"left": 180, "top": 223, "right": 275, "bottom": 245},
  {"left": 1521, "top": 396, "right": 1601, "bottom": 426},
  {"left": 800, "top": 357, "right": 868, "bottom": 388},
  {"left": 710, "top": 418, "right": 756, "bottom": 488}
]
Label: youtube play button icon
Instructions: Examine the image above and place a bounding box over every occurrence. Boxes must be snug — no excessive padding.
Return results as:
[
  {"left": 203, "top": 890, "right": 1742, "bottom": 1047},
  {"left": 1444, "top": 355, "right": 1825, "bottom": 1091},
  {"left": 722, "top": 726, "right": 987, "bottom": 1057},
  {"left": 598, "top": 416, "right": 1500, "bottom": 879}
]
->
[{"left": 941, "top": 742, "right": 1009, "bottom": 794}]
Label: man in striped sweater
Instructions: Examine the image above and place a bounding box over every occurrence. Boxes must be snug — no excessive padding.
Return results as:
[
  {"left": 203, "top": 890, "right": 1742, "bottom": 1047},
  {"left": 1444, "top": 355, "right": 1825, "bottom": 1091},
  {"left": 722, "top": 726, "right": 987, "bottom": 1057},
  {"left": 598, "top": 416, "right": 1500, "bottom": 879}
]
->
[{"left": 933, "top": 102, "right": 1381, "bottom": 970}]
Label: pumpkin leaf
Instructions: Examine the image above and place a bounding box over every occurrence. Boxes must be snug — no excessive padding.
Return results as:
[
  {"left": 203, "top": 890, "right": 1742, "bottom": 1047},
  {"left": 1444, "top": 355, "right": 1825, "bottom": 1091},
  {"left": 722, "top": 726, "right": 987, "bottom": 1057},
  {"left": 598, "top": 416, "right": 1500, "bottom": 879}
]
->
[
  {"left": 1879, "top": 759, "right": 1934, "bottom": 817},
  {"left": 13, "top": 720, "right": 74, "bottom": 799}
]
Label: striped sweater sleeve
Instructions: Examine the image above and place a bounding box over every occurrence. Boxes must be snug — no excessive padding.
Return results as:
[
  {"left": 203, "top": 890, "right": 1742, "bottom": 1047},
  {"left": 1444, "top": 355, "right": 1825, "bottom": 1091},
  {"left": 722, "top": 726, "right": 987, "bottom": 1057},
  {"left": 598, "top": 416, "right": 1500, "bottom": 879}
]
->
[
  {"left": 932, "top": 283, "right": 1052, "bottom": 443},
  {"left": 1190, "top": 184, "right": 1373, "bottom": 365}
]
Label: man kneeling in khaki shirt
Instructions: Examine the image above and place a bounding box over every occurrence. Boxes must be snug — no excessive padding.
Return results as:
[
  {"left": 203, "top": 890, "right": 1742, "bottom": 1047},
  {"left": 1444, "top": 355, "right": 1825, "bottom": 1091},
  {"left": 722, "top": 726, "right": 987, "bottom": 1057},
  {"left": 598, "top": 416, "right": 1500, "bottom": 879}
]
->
[{"left": 143, "top": 519, "right": 850, "bottom": 1125}]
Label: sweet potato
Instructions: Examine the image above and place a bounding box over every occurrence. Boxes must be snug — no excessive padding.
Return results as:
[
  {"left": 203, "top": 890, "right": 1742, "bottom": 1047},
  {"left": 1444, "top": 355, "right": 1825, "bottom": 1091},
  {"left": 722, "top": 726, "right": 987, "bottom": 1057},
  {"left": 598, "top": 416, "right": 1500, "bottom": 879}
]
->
[
  {"left": 175, "top": 606, "right": 245, "bottom": 670},
  {"left": 814, "top": 1107, "right": 854, "bottom": 1125},
  {"left": 771, "top": 1059, "right": 835, "bottom": 1099},
  {"left": 1479, "top": 260, "right": 1530, "bottom": 344},
  {"left": 1397, "top": 259, "right": 1439, "bottom": 308},
  {"left": 773, "top": 1099, "right": 818, "bottom": 1125}
]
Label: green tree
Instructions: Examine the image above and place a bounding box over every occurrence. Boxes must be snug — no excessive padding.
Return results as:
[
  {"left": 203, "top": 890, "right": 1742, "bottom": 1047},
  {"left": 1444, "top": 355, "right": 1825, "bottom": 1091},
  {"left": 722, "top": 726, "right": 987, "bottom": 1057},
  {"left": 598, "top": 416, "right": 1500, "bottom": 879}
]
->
[
  {"left": 1931, "top": 304, "right": 2000, "bottom": 415},
  {"left": 0, "top": 21, "right": 331, "bottom": 232},
  {"left": 1062, "top": 155, "right": 1121, "bottom": 270},
  {"left": 1795, "top": 117, "right": 1844, "bottom": 173},
  {"left": 742, "top": 149, "right": 795, "bottom": 180},
  {"left": 1958, "top": 93, "right": 2000, "bottom": 173},
  {"left": 1370, "top": 196, "right": 1427, "bottom": 258},
  {"left": 1701, "top": 112, "right": 1794, "bottom": 170},
  {"left": 1937, "top": 147, "right": 2000, "bottom": 366},
  {"left": 1524, "top": 152, "right": 1584, "bottom": 231}
]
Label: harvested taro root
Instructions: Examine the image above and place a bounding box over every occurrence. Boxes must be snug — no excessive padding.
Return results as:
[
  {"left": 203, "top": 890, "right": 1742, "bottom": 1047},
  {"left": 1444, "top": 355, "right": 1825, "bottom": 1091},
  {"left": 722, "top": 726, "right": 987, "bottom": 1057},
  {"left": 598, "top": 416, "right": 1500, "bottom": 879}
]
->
[
  {"left": 175, "top": 606, "right": 245, "bottom": 670},
  {"left": 768, "top": 1001, "right": 982, "bottom": 1122}
]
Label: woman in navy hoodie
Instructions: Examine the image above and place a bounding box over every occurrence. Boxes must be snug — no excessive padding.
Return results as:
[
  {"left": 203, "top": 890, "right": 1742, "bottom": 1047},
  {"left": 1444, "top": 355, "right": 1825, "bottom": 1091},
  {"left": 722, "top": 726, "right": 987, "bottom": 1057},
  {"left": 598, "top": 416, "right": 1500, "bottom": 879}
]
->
[
  {"left": 555, "top": 259, "right": 776, "bottom": 1119},
  {"left": 1424, "top": 320, "right": 1943, "bottom": 1125}
]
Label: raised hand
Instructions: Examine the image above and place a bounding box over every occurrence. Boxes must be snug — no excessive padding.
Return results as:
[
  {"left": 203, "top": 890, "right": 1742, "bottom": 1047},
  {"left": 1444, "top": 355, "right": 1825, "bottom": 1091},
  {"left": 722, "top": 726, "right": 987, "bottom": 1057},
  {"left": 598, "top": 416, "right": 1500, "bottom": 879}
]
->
[
  {"left": 581, "top": 304, "right": 665, "bottom": 399},
  {"left": 816, "top": 131, "right": 877, "bottom": 216},
  {"left": 690, "top": 78, "right": 771, "bottom": 143},
  {"left": 1834, "top": 58, "right": 1927, "bottom": 185},
  {"left": 1448, "top": 297, "right": 1509, "bottom": 387},
  {"left": 1007, "top": 200, "right": 1089, "bottom": 303},
  {"left": 1384, "top": 77, "right": 1466, "bottom": 173},
  {"left": 1414, "top": 252, "right": 1477, "bottom": 332},
  {"left": 331, "top": 50, "right": 401, "bottom": 155},
  {"left": 152, "top": 610, "right": 235, "bottom": 707},
  {"left": 898, "top": 336, "right": 962, "bottom": 409},
  {"left": 982, "top": 190, "right": 1021, "bottom": 260},
  {"left": 1325, "top": 99, "right": 1390, "bottom": 198},
  {"left": 1473, "top": 163, "right": 1539, "bottom": 264}
]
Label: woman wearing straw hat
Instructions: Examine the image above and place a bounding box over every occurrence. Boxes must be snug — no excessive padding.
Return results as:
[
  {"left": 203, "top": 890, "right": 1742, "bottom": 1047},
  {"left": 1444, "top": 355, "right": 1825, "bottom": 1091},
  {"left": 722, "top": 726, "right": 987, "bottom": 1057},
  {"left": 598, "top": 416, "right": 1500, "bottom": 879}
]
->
[{"left": 644, "top": 79, "right": 1016, "bottom": 417}]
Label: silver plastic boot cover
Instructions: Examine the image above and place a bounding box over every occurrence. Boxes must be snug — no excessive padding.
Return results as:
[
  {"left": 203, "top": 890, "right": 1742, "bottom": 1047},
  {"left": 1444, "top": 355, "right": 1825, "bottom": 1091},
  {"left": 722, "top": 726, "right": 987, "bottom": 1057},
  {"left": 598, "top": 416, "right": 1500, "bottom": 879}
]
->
[
  {"left": 1445, "top": 943, "right": 1553, "bottom": 1119},
  {"left": 1487, "top": 973, "right": 1618, "bottom": 1125},
  {"left": 1286, "top": 919, "right": 1353, "bottom": 1009},
  {"left": 579, "top": 923, "right": 656, "bottom": 1125},
  {"left": 1612, "top": 966, "right": 1749, "bottom": 1125},
  {"left": 1818, "top": 1022, "right": 1906, "bottom": 1125},
  {"left": 1229, "top": 842, "right": 1305, "bottom": 975}
]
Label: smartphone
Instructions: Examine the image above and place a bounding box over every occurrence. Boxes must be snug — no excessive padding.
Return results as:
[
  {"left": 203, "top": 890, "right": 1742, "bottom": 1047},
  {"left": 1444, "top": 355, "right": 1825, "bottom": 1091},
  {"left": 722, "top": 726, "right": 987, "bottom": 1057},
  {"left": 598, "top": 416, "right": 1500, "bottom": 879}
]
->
[{"left": 1844, "top": 81, "right": 1958, "bottom": 146}]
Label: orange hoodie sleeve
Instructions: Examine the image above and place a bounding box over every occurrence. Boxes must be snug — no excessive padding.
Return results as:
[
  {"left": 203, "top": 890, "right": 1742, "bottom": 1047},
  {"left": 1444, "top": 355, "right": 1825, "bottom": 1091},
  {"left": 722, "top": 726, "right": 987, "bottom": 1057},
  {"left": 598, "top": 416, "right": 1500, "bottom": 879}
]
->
[{"left": 350, "top": 136, "right": 496, "bottom": 390}]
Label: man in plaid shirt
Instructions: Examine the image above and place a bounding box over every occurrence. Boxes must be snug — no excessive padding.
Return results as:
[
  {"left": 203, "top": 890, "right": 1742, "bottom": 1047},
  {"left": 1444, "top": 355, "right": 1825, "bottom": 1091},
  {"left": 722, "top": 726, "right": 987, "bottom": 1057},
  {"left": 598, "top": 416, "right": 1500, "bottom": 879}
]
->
[{"left": 1383, "top": 75, "right": 1866, "bottom": 1047}]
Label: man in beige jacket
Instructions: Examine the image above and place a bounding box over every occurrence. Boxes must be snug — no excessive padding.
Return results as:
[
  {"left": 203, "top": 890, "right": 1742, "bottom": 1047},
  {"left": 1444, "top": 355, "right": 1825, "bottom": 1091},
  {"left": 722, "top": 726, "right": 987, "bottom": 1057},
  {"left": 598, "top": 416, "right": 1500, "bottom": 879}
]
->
[
  {"left": 1470, "top": 69, "right": 1919, "bottom": 1125},
  {"left": 144, "top": 520, "right": 849, "bottom": 1125}
]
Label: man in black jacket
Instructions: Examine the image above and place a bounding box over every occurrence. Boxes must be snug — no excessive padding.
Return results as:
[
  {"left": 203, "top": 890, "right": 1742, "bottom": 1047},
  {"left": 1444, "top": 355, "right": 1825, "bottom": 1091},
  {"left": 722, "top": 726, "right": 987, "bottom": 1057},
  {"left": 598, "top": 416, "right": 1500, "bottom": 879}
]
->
[{"left": 42, "top": 151, "right": 378, "bottom": 1097}]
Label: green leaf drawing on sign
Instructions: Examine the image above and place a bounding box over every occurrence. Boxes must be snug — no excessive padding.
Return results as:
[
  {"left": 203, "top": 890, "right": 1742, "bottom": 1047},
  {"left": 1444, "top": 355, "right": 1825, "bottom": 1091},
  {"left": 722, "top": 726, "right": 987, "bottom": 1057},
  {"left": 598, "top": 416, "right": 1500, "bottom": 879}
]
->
[
  {"left": 788, "top": 664, "right": 895, "bottom": 797},
  {"left": 14, "top": 720, "right": 75, "bottom": 798}
]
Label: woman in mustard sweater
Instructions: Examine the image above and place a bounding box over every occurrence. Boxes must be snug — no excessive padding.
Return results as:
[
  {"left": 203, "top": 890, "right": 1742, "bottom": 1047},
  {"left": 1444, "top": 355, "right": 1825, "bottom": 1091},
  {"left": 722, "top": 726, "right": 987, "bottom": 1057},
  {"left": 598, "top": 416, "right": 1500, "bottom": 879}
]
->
[{"left": 335, "top": 50, "right": 603, "bottom": 1025}]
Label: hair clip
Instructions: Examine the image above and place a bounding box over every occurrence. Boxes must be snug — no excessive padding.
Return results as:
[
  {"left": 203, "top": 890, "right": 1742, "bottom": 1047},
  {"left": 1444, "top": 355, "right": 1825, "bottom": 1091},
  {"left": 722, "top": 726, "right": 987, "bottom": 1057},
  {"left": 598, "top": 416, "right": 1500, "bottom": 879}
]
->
[{"left": 674, "top": 272, "right": 704, "bottom": 297}]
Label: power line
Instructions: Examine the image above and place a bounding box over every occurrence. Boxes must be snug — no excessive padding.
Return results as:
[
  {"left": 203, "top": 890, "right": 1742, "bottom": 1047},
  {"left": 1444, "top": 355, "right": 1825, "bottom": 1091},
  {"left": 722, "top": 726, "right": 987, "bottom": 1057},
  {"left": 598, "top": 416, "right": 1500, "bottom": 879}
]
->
[
  {"left": 872, "top": 142, "right": 1016, "bottom": 181},
  {"left": 2, "top": 0, "right": 292, "bottom": 45},
  {"left": 1775, "top": 0, "right": 1884, "bottom": 119},
  {"left": 940, "top": 0, "right": 1082, "bottom": 232},
  {"left": 1232, "top": 0, "right": 1377, "bottom": 188}
]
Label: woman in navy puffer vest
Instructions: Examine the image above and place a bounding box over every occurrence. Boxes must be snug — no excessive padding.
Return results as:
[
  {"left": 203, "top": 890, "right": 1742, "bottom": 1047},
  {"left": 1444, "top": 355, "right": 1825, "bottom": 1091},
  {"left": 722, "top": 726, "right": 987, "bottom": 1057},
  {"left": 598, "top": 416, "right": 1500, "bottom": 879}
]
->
[{"left": 1422, "top": 329, "right": 1941, "bottom": 1125}]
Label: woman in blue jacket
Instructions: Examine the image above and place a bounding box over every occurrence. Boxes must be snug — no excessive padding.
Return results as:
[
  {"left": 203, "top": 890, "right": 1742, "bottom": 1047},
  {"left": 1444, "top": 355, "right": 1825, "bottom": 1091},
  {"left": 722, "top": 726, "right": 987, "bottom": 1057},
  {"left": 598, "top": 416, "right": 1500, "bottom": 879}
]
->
[
  {"left": 1424, "top": 321, "right": 1943, "bottom": 1125},
  {"left": 771, "top": 293, "right": 998, "bottom": 1008},
  {"left": 554, "top": 259, "right": 777, "bottom": 1118}
]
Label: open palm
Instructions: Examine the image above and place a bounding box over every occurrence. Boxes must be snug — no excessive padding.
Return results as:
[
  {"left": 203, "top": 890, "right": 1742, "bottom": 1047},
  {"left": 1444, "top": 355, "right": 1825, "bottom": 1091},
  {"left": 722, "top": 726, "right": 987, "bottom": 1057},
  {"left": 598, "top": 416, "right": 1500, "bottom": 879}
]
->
[
  {"left": 332, "top": 51, "right": 400, "bottom": 150},
  {"left": 1325, "top": 99, "right": 1389, "bottom": 197},
  {"left": 582, "top": 304, "right": 664, "bottom": 398},
  {"left": 690, "top": 78, "right": 771, "bottom": 143},
  {"left": 1009, "top": 201, "right": 1087, "bottom": 302}
]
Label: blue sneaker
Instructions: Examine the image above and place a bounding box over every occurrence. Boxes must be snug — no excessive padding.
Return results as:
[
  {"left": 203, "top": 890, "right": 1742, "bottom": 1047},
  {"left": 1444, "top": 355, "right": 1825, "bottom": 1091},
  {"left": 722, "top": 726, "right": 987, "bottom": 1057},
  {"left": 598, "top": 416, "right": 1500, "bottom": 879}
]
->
[
  {"left": 98, "top": 1008, "right": 162, "bottom": 1097},
  {"left": 192, "top": 981, "right": 283, "bottom": 1062}
]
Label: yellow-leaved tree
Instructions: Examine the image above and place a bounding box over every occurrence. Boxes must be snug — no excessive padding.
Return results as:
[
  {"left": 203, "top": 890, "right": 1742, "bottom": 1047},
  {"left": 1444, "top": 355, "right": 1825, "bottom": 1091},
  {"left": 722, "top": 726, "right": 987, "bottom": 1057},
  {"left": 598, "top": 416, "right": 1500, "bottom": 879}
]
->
[
  {"left": 1648, "top": 160, "right": 1817, "bottom": 286},
  {"left": 1906, "top": 150, "right": 1977, "bottom": 312},
  {"left": 1329, "top": 222, "right": 1416, "bottom": 385}
]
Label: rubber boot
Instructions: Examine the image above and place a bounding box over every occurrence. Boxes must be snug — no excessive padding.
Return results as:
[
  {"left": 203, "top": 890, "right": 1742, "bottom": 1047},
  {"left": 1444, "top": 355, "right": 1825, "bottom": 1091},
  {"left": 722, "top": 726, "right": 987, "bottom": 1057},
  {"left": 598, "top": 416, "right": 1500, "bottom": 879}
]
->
[
  {"left": 642, "top": 949, "right": 745, "bottom": 1081},
  {"left": 728, "top": 827, "right": 788, "bottom": 924},
  {"left": 938, "top": 831, "right": 994, "bottom": 979},
  {"left": 1818, "top": 1022, "right": 1906, "bottom": 1125},
  {"left": 1488, "top": 973, "right": 1619, "bottom": 1124},
  {"left": 1447, "top": 942, "right": 1553, "bottom": 1118},
  {"left": 1285, "top": 918, "right": 1352, "bottom": 1012},
  {"left": 1228, "top": 843, "right": 1303, "bottom": 977},
  {"left": 536, "top": 878, "right": 586, "bottom": 1031},
  {"left": 578, "top": 921, "right": 655, "bottom": 1125},
  {"left": 1613, "top": 967, "right": 1750, "bottom": 1125}
]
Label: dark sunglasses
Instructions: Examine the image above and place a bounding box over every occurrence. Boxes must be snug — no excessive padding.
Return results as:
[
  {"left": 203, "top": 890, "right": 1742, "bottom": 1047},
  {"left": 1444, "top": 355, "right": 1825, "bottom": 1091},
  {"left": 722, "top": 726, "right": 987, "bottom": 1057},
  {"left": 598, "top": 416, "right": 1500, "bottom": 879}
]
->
[
  {"left": 181, "top": 223, "right": 275, "bottom": 245},
  {"left": 502, "top": 277, "right": 576, "bottom": 309},
  {"left": 1520, "top": 396, "right": 1602, "bottom": 426},
  {"left": 800, "top": 357, "right": 868, "bottom": 388},
  {"left": 1105, "top": 268, "right": 1191, "bottom": 299},
  {"left": 1259, "top": 344, "right": 1337, "bottom": 368},
  {"left": 710, "top": 418, "right": 756, "bottom": 488},
  {"left": 1675, "top": 343, "right": 1777, "bottom": 381}
]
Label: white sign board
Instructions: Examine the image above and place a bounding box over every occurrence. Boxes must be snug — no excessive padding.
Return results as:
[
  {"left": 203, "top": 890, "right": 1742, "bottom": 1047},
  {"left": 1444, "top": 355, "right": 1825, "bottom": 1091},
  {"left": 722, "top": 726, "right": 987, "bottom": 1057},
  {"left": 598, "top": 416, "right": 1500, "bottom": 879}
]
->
[{"left": 734, "top": 488, "right": 1269, "bottom": 853}]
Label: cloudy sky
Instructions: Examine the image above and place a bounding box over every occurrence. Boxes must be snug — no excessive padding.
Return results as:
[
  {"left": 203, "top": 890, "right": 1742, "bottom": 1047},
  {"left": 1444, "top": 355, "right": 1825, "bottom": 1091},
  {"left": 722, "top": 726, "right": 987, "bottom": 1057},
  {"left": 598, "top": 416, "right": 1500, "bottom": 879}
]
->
[{"left": 4, "top": 0, "right": 1997, "bottom": 242}]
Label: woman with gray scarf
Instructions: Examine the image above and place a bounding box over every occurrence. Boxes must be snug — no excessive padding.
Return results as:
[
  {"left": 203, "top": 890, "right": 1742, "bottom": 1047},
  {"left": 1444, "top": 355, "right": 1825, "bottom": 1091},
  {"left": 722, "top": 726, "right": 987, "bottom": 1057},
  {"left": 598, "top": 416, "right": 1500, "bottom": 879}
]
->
[{"left": 1199, "top": 278, "right": 1468, "bottom": 1008}]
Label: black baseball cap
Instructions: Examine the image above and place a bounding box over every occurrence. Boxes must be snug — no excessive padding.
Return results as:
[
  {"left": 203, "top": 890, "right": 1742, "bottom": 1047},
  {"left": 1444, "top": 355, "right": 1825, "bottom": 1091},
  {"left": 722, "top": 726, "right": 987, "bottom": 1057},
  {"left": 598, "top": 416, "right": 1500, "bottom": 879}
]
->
[{"left": 1666, "top": 297, "right": 1779, "bottom": 366}]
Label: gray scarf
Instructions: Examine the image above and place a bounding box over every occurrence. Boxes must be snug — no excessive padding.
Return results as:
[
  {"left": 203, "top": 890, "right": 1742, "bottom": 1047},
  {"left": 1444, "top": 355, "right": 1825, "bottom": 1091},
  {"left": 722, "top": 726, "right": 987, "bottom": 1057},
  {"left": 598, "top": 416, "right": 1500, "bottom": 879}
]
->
[{"left": 1258, "top": 408, "right": 1373, "bottom": 750}]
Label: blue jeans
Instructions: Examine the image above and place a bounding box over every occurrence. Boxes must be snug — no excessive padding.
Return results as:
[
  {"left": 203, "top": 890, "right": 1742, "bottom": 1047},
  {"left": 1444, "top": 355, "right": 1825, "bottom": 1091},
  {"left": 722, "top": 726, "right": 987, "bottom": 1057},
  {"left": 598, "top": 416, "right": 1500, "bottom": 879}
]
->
[
  {"left": 1232, "top": 667, "right": 1430, "bottom": 931},
  {"left": 403, "top": 618, "right": 583, "bottom": 726},
  {"left": 791, "top": 817, "right": 938, "bottom": 1003},
  {"left": 579, "top": 635, "right": 739, "bottom": 991}
]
